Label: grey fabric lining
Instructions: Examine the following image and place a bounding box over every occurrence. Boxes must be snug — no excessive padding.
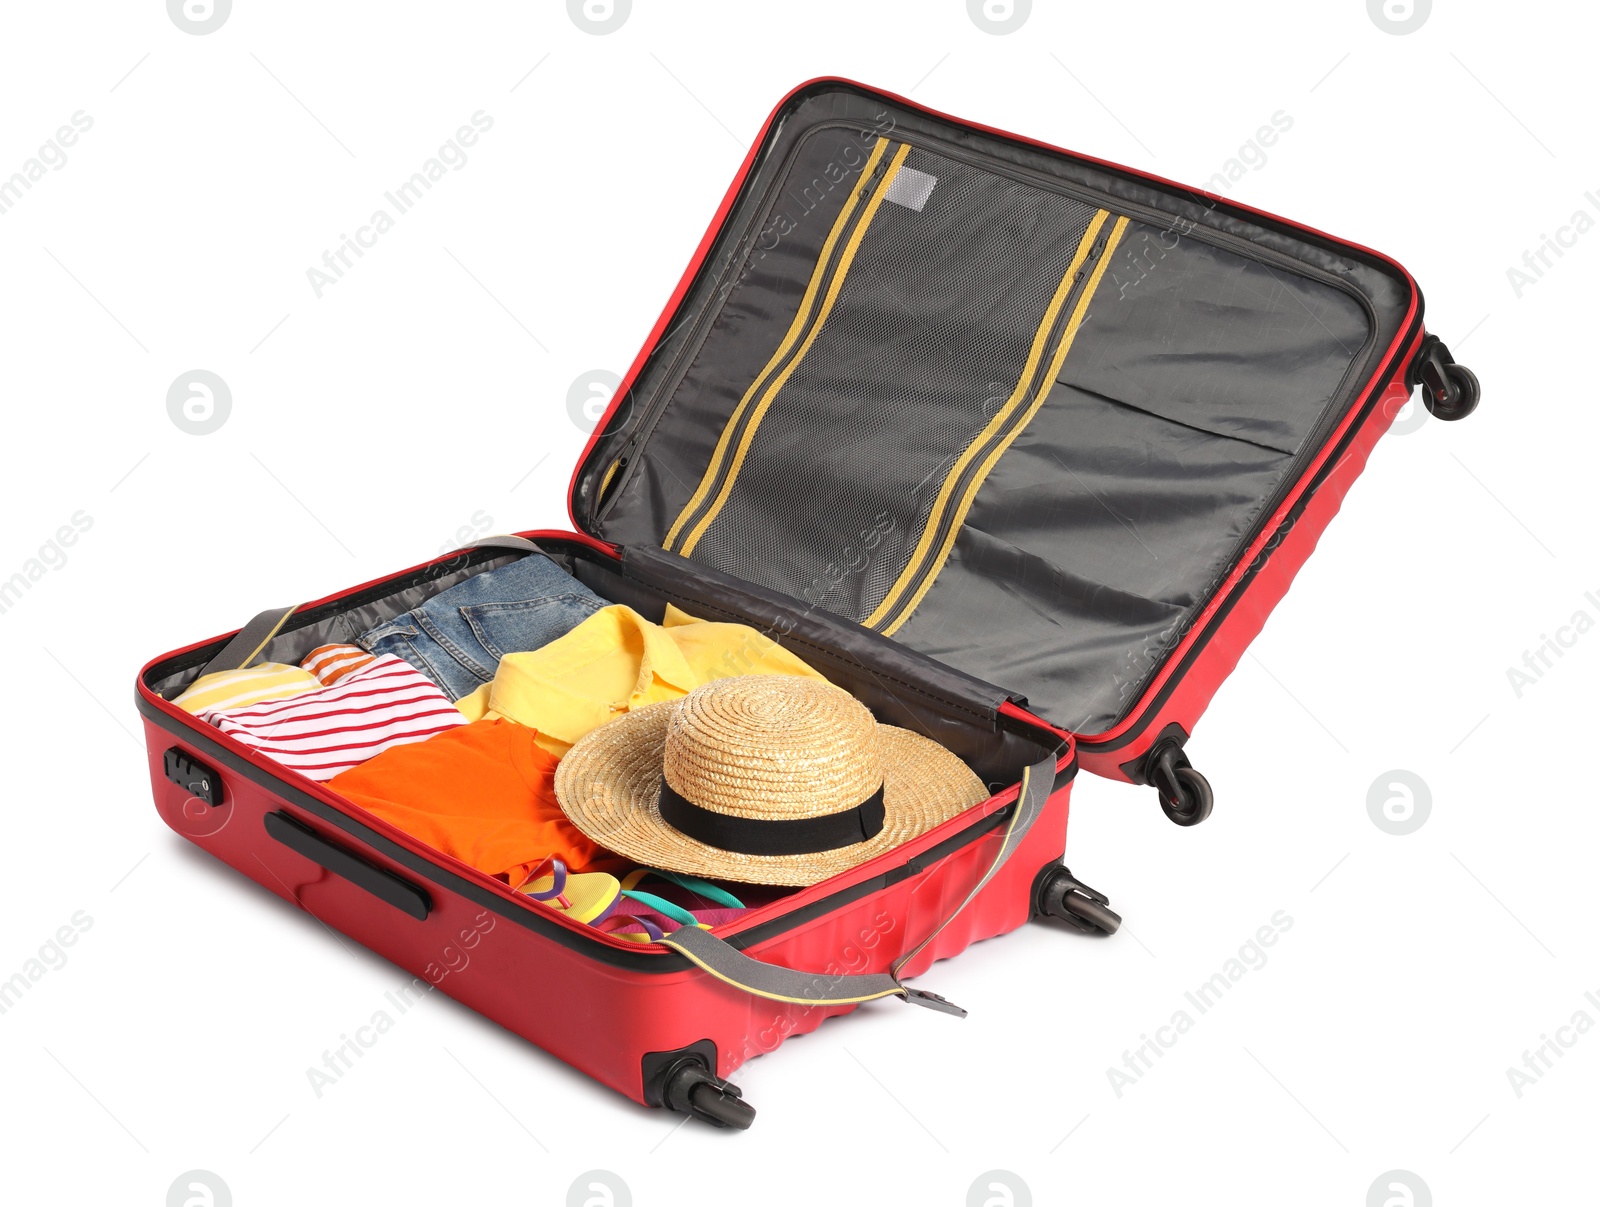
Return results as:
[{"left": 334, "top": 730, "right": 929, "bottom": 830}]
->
[{"left": 573, "top": 85, "right": 1411, "bottom": 734}]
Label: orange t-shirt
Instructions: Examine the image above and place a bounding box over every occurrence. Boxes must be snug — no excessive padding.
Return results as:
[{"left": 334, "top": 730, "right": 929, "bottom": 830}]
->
[{"left": 328, "top": 718, "right": 620, "bottom": 886}]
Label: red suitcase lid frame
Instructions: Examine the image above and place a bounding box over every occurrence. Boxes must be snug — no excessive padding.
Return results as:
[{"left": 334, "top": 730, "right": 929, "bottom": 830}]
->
[{"left": 566, "top": 78, "right": 1425, "bottom": 748}]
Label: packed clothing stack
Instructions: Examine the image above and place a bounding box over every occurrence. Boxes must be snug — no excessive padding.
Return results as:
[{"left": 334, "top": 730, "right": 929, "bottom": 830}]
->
[{"left": 173, "top": 550, "right": 988, "bottom": 940}]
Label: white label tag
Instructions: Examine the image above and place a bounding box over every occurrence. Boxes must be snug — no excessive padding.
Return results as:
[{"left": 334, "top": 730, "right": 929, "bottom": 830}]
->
[{"left": 883, "top": 167, "right": 937, "bottom": 212}]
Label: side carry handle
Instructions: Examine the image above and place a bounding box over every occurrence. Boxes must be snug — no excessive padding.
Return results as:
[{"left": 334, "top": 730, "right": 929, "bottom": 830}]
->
[
  {"left": 264, "top": 810, "right": 432, "bottom": 921},
  {"left": 655, "top": 751, "right": 1061, "bottom": 1019}
]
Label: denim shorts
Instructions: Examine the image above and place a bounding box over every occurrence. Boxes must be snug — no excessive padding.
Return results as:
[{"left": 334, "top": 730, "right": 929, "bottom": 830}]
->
[{"left": 359, "top": 554, "right": 605, "bottom": 700}]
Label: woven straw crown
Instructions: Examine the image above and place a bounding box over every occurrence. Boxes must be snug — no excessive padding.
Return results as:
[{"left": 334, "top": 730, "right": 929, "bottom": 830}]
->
[{"left": 662, "top": 676, "right": 882, "bottom": 824}]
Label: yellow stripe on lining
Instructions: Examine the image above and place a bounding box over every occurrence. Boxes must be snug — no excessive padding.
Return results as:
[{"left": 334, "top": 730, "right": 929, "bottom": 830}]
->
[
  {"left": 861, "top": 210, "right": 1114, "bottom": 631},
  {"left": 676, "top": 141, "right": 914, "bottom": 558},
  {"left": 663, "top": 137, "right": 895, "bottom": 551},
  {"left": 876, "top": 214, "right": 1130, "bottom": 635}
]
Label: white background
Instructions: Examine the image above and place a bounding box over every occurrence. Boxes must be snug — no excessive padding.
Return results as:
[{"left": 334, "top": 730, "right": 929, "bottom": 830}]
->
[{"left": 0, "top": 1, "right": 1593, "bottom": 1204}]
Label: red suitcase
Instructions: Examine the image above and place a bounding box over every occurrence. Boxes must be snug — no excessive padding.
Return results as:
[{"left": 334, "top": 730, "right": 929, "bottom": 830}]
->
[{"left": 135, "top": 78, "right": 1478, "bottom": 1128}]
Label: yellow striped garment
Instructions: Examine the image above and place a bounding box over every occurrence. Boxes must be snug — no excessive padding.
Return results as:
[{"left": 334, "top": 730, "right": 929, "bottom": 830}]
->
[{"left": 174, "top": 663, "right": 320, "bottom": 715}]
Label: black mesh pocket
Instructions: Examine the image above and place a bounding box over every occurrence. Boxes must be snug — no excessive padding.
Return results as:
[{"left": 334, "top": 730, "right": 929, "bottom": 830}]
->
[{"left": 667, "top": 142, "right": 1111, "bottom": 625}]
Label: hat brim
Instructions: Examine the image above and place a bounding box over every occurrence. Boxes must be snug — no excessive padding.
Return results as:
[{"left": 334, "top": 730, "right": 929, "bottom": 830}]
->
[{"left": 553, "top": 700, "right": 990, "bottom": 887}]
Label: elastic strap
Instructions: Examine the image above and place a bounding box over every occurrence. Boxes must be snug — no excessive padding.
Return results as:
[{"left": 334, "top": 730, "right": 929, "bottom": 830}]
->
[
  {"left": 188, "top": 604, "right": 301, "bottom": 686},
  {"left": 180, "top": 534, "right": 541, "bottom": 695},
  {"left": 464, "top": 534, "right": 548, "bottom": 556},
  {"left": 656, "top": 752, "right": 1059, "bottom": 1018},
  {"left": 891, "top": 754, "right": 1052, "bottom": 981}
]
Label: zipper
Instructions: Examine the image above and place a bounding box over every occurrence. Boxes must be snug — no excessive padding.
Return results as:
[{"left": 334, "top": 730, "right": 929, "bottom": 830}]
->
[
  {"left": 597, "top": 126, "right": 1385, "bottom": 532},
  {"left": 599, "top": 127, "right": 1386, "bottom": 558},
  {"left": 867, "top": 215, "right": 1118, "bottom": 633},
  {"left": 593, "top": 120, "right": 882, "bottom": 525},
  {"left": 664, "top": 145, "right": 897, "bottom": 551}
]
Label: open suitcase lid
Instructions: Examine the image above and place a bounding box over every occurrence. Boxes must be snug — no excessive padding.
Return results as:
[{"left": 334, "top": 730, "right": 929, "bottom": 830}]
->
[{"left": 569, "top": 79, "right": 1424, "bottom": 741}]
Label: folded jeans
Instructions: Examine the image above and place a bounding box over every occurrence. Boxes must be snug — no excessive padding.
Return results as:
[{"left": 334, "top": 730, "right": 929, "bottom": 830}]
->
[{"left": 359, "top": 553, "right": 605, "bottom": 700}]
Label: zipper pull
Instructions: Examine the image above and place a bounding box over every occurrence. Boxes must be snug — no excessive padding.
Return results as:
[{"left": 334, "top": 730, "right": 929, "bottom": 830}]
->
[{"left": 859, "top": 155, "right": 891, "bottom": 197}]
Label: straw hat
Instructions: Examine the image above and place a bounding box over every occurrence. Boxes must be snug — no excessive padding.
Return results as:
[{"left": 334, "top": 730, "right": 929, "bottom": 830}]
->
[{"left": 554, "top": 675, "right": 988, "bottom": 887}]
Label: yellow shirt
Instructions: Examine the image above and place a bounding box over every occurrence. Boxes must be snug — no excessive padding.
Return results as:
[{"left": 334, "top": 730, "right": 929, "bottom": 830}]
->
[
  {"left": 174, "top": 662, "right": 320, "bottom": 715},
  {"left": 454, "top": 604, "right": 826, "bottom": 757}
]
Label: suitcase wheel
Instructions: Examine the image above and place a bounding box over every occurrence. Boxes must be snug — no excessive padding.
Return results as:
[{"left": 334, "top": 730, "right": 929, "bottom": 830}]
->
[
  {"left": 1157, "top": 765, "right": 1213, "bottom": 827},
  {"left": 1411, "top": 333, "right": 1480, "bottom": 422},
  {"left": 1145, "top": 741, "right": 1214, "bottom": 826},
  {"left": 1036, "top": 865, "right": 1121, "bottom": 935},
  {"left": 662, "top": 1061, "right": 756, "bottom": 1130},
  {"left": 1423, "top": 361, "right": 1479, "bottom": 421}
]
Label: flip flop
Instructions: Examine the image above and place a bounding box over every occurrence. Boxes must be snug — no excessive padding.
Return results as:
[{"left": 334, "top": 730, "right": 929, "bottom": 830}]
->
[
  {"left": 516, "top": 857, "right": 621, "bottom": 924},
  {"left": 594, "top": 913, "right": 664, "bottom": 944},
  {"left": 601, "top": 869, "right": 749, "bottom": 940},
  {"left": 619, "top": 868, "right": 745, "bottom": 916}
]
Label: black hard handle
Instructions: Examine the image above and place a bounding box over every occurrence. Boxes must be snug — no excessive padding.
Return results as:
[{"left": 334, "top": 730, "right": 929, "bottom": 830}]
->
[{"left": 264, "top": 811, "right": 432, "bottom": 921}]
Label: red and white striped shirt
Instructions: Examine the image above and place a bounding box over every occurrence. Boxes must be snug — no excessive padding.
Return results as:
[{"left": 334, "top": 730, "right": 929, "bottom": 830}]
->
[{"left": 201, "top": 654, "right": 465, "bottom": 780}]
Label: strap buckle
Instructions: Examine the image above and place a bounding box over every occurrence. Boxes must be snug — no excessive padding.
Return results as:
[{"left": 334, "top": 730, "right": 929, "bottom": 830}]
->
[{"left": 901, "top": 986, "right": 968, "bottom": 1018}]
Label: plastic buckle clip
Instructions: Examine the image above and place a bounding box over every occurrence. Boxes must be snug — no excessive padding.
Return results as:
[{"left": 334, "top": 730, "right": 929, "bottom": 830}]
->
[{"left": 902, "top": 987, "right": 969, "bottom": 1018}]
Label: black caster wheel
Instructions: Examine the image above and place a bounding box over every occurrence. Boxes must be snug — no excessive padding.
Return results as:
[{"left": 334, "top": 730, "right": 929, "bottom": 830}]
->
[
  {"left": 1158, "top": 765, "right": 1213, "bottom": 827},
  {"left": 663, "top": 1062, "right": 756, "bottom": 1130},
  {"left": 1423, "top": 362, "right": 1480, "bottom": 421},
  {"left": 1037, "top": 866, "right": 1121, "bottom": 935},
  {"left": 1146, "top": 741, "right": 1214, "bottom": 826},
  {"left": 1058, "top": 891, "right": 1121, "bottom": 935}
]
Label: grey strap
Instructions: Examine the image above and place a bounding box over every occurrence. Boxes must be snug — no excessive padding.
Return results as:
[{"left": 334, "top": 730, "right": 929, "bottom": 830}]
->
[
  {"left": 192, "top": 604, "right": 301, "bottom": 681},
  {"left": 890, "top": 750, "right": 1055, "bottom": 981},
  {"left": 188, "top": 536, "right": 541, "bottom": 689},
  {"left": 656, "top": 751, "right": 1060, "bottom": 1017},
  {"left": 465, "top": 534, "right": 547, "bottom": 555}
]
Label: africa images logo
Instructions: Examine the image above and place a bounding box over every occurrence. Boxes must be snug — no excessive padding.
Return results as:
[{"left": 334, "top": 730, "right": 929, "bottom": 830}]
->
[
  {"left": 166, "top": 1170, "right": 231, "bottom": 1207},
  {"left": 305, "top": 113, "right": 495, "bottom": 298},
  {"left": 1367, "top": 0, "right": 1431, "bottom": 35},
  {"left": 967, "top": 0, "right": 1031, "bottom": 35},
  {"left": 566, "top": 1170, "right": 631, "bottom": 1207},
  {"left": 167, "top": 0, "right": 231, "bottom": 35}
]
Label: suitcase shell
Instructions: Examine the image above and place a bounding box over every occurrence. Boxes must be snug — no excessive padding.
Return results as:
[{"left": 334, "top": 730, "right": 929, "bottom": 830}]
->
[
  {"left": 136, "top": 76, "right": 1477, "bottom": 1122},
  {"left": 137, "top": 532, "right": 1080, "bottom": 1122}
]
